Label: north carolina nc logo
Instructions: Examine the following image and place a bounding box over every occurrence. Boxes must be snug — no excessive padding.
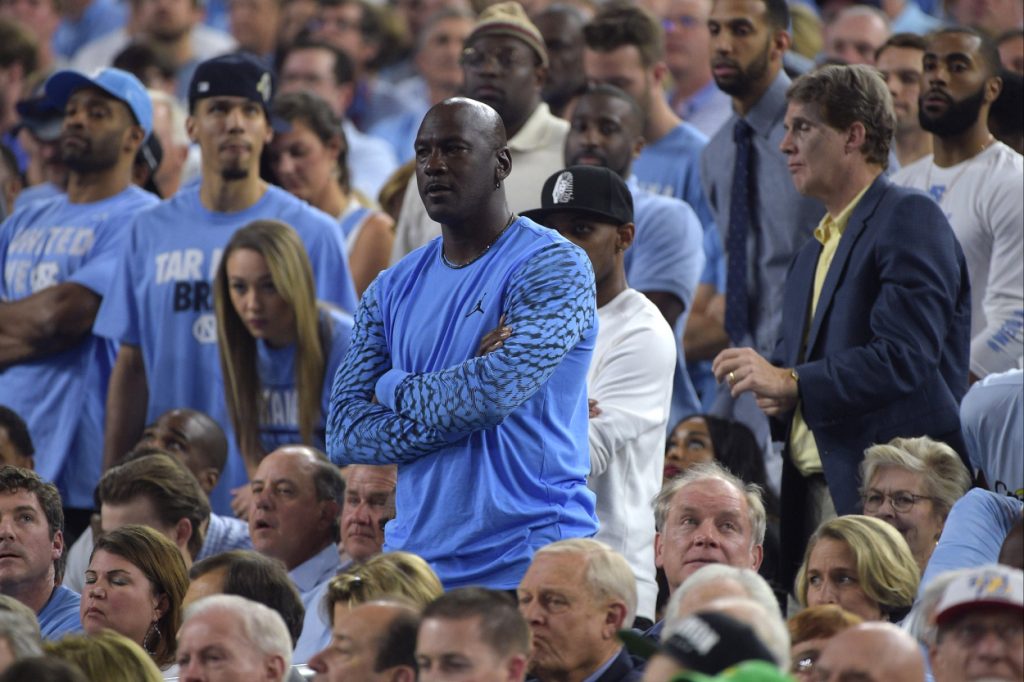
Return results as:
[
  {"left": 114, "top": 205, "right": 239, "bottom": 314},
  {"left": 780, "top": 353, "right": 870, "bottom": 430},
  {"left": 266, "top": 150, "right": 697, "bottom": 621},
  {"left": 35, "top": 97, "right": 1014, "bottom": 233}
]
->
[{"left": 552, "top": 171, "right": 574, "bottom": 204}]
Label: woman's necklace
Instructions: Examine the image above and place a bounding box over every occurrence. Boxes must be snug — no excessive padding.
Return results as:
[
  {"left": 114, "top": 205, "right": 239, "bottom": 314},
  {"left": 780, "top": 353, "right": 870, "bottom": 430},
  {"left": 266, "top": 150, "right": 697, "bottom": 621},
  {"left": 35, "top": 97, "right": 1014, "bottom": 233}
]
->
[
  {"left": 441, "top": 214, "right": 517, "bottom": 269},
  {"left": 925, "top": 134, "right": 995, "bottom": 206}
]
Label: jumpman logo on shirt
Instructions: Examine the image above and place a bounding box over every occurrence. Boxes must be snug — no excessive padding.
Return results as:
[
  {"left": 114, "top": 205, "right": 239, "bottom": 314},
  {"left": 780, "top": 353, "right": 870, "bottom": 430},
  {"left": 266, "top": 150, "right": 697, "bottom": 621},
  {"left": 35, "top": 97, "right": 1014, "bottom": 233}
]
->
[{"left": 465, "top": 294, "right": 486, "bottom": 318}]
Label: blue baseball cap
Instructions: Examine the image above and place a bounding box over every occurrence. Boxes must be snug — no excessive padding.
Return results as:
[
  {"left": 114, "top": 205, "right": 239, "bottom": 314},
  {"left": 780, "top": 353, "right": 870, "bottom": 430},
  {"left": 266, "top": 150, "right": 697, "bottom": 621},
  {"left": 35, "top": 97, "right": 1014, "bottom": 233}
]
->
[{"left": 43, "top": 68, "right": 153, "bottom": 136}]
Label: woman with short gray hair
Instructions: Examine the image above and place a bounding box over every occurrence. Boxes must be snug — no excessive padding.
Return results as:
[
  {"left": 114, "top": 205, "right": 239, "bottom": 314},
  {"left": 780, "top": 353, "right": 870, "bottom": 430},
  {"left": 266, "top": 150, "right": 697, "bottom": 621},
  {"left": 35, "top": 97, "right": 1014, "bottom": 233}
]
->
[{"left": 860, "top": 436, "right": 972, "bottom": 573}]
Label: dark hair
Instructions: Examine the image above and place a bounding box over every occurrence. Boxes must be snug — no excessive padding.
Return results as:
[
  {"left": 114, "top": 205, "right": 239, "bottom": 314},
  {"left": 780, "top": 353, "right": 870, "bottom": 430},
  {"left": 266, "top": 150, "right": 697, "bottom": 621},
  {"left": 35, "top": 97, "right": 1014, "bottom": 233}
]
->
[
  {"left": 279, "top": 39, "right": 355, "bottom": 86},
  {"left": 97, "top": 454, "right": 211, "bottom": 560},
  {"left": 576, "top": 83, "right": 645, "bottom": 131},
  {"left": 786, "top": 64, "right": 895, "bottom": 168},
  {"left": 112, "top": 42, "right": 176, "bottom": 84},
  {"left": 0, "top": 406, "right": 33, "bottom": 459},
  {"left": 189, "top": 550, "right": 306, "bottom": 646},
  {"left": 996, "top": 28, "right": 1024, "bottom": 47},
  {"left": 584, "top": 2, "right": 664, "bottom": 65},
  {"left": 989, "top": 68, "right": 1022, "bottom": 150},
  {"left": 0, "top": 466, "right": 64, "bottom": 580},
  {"left": 271, "top": 90, "right": 351, "bottom": 193},
  {"left": 374, "top": 606, "right": 420, "bottom": 672},
  {"left": 0, "top": 19, "right": 37, "bottom": 73},
  {"left": 91, "top": 525, "right": 189, "bottom": 668},
  {"left": 876, "top": 32, "right": 927, "bottom": 61},
  {"left": 0, "top": 657, "right": 89, "bottom": 682},
  {"left": 308, "top": 451, "right": 346, "bottom": 542},
  {"left": 761, "top": 0, "right": 790, "bottom": 32},
  {"left": 928, "top": 27, "right": 1003, "bottom": 79},
  {"left": 695, "top": 415, "right": 780, "bottom": 515},
  {"left": 422, "top": 588, "right": 530, "bottom": 659}
]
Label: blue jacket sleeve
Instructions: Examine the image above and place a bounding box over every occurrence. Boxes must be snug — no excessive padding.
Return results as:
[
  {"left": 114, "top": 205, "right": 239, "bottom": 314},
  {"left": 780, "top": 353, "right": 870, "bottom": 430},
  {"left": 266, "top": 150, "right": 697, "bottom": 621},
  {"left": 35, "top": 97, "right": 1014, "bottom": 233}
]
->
[
  {"left": 325, "top": 278, "right": 455, "bottom": 465},
  {"left": 378, "top": 241, "right": 596, "bottom": 433}
]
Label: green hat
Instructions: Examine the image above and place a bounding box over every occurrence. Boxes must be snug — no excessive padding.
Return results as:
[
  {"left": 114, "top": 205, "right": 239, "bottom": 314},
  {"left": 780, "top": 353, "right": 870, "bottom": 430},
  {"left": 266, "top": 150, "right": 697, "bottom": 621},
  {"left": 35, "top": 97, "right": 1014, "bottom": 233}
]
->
[{"left": 672, "top": 661, "right": 796, "bottom": 682}]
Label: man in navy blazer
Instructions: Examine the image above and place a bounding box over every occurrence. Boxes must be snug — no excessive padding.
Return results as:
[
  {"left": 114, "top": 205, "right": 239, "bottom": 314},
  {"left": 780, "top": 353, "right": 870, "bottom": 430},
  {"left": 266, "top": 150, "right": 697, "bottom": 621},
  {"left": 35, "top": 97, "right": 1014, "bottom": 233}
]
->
[{"left": 712, "top": 64, "right": 971, "bottom": 579}]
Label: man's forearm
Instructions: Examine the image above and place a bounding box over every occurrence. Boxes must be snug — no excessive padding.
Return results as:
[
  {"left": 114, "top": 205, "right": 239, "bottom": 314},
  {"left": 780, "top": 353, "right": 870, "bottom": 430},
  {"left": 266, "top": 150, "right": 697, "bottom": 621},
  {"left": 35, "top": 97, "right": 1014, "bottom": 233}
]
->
[
  {"left": 0, "top": 283, "right": 101, "bottom": 366},
  {"left": 103, "top": 344, "right": 148, "bottom": 471}
]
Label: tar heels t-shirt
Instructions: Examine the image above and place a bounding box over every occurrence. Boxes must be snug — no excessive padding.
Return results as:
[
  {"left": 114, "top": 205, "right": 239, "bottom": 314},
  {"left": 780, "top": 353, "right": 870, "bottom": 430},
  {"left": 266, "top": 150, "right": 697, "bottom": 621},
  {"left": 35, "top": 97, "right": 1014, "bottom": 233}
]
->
[
  {"left": 94, "top": 183, "right": 357, "bottom": 513},
  {"left": 257, "top": 306, "right": 353, "bottom": 453},
  {"left": 0, "top": 186, "right": 158, "bottom": 508}
]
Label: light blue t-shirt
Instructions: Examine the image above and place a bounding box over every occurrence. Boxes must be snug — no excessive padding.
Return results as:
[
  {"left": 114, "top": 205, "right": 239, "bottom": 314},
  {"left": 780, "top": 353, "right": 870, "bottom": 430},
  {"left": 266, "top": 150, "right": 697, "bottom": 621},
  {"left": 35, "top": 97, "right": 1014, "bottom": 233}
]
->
[
  {"left": 327, "top": 217, "right": 599, "bottom": 589},
  {"left": 53, "top": 0, "right": 126, "bottom": 60},
  {"left": 93, "top": 184, "right": 357, "bottom": 514},
  {"left": 632, "top": 122, "right": 715, "bottom": 234},
  {"left": 257, "top": 307, "right": 353, "bottom": 453},
  {"left": 38, "top": 585, "right": 84, "bottom": 640},
  {"left": 0, "top": 186, "right": 159, "bottom": 508}
]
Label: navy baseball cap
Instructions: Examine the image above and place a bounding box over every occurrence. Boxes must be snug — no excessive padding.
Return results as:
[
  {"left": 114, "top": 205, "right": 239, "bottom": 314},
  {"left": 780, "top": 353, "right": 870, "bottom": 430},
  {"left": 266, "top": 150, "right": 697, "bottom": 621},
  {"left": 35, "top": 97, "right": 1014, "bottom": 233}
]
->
[
  {"left": 522, "top": 165, "right": 634, "bottom": 226},
  {"left": 188, "top": 53, "right": 275, "bottom": 115},
  {"left": 44, "top": 68, "right": 153, "bottom": 136},
  {"left": 15, "top": 95, "right": 63, "bottom": 142}
]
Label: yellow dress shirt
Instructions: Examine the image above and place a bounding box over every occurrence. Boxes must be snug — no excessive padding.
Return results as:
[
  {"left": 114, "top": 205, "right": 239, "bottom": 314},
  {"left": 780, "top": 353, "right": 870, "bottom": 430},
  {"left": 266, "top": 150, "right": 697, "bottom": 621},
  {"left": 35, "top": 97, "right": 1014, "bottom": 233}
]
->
[{"left": 789, "top": 183, "right": 872, "bottom": 475}]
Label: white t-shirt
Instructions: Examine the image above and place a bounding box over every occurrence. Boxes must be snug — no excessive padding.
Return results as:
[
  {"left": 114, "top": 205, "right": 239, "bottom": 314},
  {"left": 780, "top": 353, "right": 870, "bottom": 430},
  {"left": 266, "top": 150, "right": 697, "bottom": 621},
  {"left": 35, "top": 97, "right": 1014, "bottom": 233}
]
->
[
  {"left": 586, "top": 288, "right": 677, "bottom": 622},
  {"left": 893, "top": 142, "right": 1024, "bottom": 376}
]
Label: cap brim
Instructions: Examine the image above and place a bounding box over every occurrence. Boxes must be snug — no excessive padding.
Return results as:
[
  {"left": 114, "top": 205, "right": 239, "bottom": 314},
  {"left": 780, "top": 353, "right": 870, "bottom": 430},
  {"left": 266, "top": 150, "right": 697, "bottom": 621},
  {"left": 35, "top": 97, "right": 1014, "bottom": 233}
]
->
[
  {"left": 936, "top": 600, "right": 1024, "bottom": 626},
  {"left": 521, "top": 207, "right": 627, "bottom": 227}
]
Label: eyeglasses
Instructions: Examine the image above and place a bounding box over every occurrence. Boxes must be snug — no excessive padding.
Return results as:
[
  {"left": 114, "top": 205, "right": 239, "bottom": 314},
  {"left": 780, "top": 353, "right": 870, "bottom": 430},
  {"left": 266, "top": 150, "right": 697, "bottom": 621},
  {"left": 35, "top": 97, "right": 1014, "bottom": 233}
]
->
[
  {"left": 862, "top": 489, "right": 933, "bottom": 513},
  {"left": 791, "top": 652, "right": 818, "bottom": 675},
  {"left": 460, "top": 47, "right": 532, "bottom": 71},
  {"left": 945, "top": 620, "right": 1024, "bottom": 647},
  {"left": 662, "top": 15, "right": 702, "bottom": 31}
]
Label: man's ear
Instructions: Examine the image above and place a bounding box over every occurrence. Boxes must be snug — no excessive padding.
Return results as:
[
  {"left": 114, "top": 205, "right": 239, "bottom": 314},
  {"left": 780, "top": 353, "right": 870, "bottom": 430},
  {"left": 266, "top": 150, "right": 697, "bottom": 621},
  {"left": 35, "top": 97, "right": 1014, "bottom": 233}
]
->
[
  {"left": 750, "top": 543, "right": 764, "bottom": 571},
  {"left": 174, "top": 517, "right": 194, "bottom": 552},
  {"left": 125, "top": 125, "right": 146, "bottom": 153},
  {"left": 387, "top": 666, "right": 417, "bottom": 682},
  {"left": 197, "top": 466, "right": 220, "bottom": 494},
  {"left": 533, "top": 64, "right": 548, "bottom": 91},
  {"left": 772, "top": 30, "right": 791, "bottom": 61},
  {"left": 654, "top": 532, "right": 665, "bottom": 569},
  {"left": 186, "top": 116, "right": 198, "bottom": 144},
  {"left": 984, "top": 75, "right": 1003, "bottom": 105},
  {"left": 651, "top": 61, "right": 669, "bottom": 88},
  {"left": 496, "top": 146, "right": 512, "bottom": 182},
  {"left": 617, "top": 222, "right": 635, "bottom": 251},
  {"left": 845, "top": 121, "right": 867, "bottom": 154},
  {"left": 507, "top": 654, "right": 529, "bottom": 682},
  {"left": 51, "top": 529, "right": 64, "bottom": 562},
  {"left": 265, "top": 654, "right": 287, "bottom": 680},
  {"left": 603, "top": 601, "right": 628, "bottom": 638}
]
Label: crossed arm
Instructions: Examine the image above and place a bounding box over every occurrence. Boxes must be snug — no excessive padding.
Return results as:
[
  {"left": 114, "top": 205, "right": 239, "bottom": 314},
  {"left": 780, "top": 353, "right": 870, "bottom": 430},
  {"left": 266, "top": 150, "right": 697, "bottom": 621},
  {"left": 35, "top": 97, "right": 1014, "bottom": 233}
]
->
[
  {"left": 0, "top": 283, "right": 100, "bottom": 369},
  {"left": 327, "top": 242, "right": 596, "bottom": 465}
]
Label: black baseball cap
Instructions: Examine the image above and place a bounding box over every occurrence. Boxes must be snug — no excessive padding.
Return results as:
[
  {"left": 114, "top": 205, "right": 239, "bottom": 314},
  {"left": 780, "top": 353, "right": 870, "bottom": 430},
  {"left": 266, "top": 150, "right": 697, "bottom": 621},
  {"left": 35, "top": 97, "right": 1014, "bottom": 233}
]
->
[
  {"left": 619, "top": 611, "right": 777, "bottom": 674},
  {"left": 15, "top": 95, "right": 63, "bottom": 142},
  {"left": 522, "top": 165, "right": 634, "bottom": 226},
  {"left": 188, "top": 52, "right": 275, "bottom": 114}
]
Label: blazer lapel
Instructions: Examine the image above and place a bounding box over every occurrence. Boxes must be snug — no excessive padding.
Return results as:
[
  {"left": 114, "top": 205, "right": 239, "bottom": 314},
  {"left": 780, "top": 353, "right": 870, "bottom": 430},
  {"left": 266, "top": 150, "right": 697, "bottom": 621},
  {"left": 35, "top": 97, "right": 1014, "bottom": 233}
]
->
[{"left": 804, "top": 176, "right": 889, "bottom": 357}]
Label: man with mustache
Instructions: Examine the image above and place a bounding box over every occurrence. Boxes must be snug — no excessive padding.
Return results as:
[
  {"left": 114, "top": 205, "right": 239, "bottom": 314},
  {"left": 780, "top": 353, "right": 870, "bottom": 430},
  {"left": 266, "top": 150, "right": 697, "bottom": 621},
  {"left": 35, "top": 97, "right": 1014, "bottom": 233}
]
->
[
  {"left": 0, "top": 67, "right": 157, "bottom": 539},
  {"left": 96, "top": 53, "right": 357, "bottom": 517},
  {"left": 390, "top": 1, "right": 568, "bottom": 260},
  {"left": 893, "top": 28, "right": 1023, "bottom": 381}
]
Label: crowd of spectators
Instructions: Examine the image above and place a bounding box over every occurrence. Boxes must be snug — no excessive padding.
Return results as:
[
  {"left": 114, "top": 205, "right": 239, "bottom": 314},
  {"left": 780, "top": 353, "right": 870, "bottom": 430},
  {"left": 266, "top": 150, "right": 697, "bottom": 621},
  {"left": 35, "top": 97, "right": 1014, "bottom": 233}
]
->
[{"left": 0, "top": 0, "right": 1021, "bottom": 679}]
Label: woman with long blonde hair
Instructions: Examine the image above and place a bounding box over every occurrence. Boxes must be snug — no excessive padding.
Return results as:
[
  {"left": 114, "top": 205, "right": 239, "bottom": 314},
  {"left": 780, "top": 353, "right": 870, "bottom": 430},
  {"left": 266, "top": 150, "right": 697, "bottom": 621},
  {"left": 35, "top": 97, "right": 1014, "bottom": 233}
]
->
[{"left": 214, "top": 219, "right": 353, "bottom": 514}]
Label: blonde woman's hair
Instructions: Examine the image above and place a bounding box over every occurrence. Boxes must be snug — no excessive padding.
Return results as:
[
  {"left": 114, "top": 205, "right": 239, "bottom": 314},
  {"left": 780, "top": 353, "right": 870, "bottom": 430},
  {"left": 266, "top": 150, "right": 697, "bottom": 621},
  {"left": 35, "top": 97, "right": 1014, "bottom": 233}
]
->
[
  {"left": 795, "top": 515, "right": 920, "bottom": 622},
  {"left": 45, "top": 630, "right": 163, "bottom": 682},
  {"left": 323, "top": 551, "right": 444, "bottom": 622},
  {"left": 860, "top": 436, "right": 972, "bottom": 521},
  {"left": 214, "top": 220, "right": 326, "bottom": 465}
]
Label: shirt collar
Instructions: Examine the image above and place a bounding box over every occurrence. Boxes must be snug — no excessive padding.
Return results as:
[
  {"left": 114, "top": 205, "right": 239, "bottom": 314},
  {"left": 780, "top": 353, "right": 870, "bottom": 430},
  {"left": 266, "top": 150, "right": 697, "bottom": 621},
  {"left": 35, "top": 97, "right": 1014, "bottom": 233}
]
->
[
  {"left": 743, "top": 70, "right": 791, "bottom": 139},
  {"left": 288, "top": 543, "right": 341, "bottom": 592},
  {"left": 814, "top": 180, "right": 872, "bottom": 245},
  {"left": 509, "top": 102, "right": 559, "bottom": 152},
  {"left": 582, "top": 647, "right": 623, "bottom": 682}
]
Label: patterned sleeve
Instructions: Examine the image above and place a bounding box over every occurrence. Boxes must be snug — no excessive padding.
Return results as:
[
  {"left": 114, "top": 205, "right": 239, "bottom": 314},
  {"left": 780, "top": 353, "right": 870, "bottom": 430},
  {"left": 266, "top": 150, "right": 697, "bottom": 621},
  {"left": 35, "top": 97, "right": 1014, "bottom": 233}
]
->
[
  {"left": 383, "top": 241, "right": 596, "bottom": 433},
  {"left": 325, "top": 277, "right": 454, "bottom": 465}
]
